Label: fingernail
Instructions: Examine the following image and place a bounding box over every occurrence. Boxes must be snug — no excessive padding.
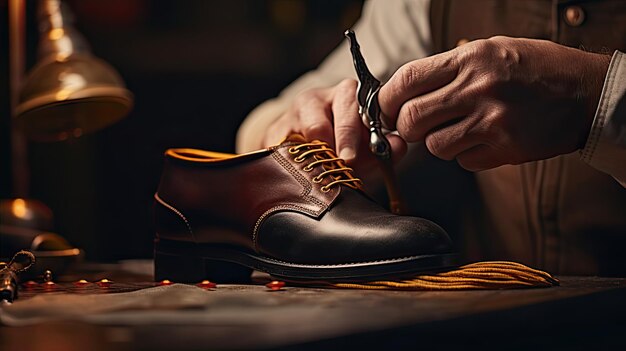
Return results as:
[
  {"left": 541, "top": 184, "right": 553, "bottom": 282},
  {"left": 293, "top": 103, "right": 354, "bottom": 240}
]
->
[{"left": 339, "top": 147, "right": 356, "bottom": 161}]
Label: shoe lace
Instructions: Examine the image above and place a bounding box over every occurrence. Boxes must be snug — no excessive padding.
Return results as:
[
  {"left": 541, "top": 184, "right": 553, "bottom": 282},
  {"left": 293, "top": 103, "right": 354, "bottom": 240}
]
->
[{"left": 288, "top": 141, "right": 363, "bottom": 192}]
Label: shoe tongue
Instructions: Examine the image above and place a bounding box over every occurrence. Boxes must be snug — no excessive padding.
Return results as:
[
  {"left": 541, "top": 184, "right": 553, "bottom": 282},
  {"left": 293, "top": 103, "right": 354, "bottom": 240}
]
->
[{"left": 280, "top": 134, "right": 308, "bottom": 145}]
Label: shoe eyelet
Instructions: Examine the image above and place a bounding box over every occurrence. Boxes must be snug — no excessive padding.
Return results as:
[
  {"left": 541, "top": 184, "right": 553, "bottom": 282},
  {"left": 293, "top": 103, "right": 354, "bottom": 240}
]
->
[
  {"left": 303, "top": 165, "right": 313, "bottom": 172},
  {"left": 294, "top": 156, "right": 305, "bottom": 163},
  {"left": 288, "top": 147, "right": 299, "bottom": 154},
  {"left": 320, "top": 186, "right": 331, "bottom": 193},
  {"left": 312, "top": 176, "right": 323, "bottom": 183}
]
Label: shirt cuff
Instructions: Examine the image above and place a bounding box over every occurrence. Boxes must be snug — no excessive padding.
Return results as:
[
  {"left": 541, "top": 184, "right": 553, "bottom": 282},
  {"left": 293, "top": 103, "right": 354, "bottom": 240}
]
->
[{"left": 580, "top": 50, "right": 626, "bottom": 187}]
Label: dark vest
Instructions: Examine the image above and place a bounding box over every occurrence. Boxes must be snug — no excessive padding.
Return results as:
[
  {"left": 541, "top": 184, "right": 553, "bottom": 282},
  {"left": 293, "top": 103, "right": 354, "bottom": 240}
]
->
[{"left": 428, "top": 0, "right": 626, "bottom": 275}]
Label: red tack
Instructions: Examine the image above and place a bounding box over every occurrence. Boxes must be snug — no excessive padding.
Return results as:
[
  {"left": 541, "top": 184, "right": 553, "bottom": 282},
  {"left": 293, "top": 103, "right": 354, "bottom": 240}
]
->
[
  {"left": 266, "top": 280, "right": 285, "bottom": 291},
  {"left": 159, "top": 279, "right": 173, "bottom": 286},
  {"left": 96, "top": 279, "right": 113, "bottom": 288},
  {"left": 23, "top": 280, "right": 38, "bottom": 289},
  {"left": 196, "top": 280, "right": 217, "bottom": 289},
  {"left": 74, "top": 279, "right": 90, "bottom": 287},
  {"left": 43, "top": 281, "right": 56, "bottom": 289}
]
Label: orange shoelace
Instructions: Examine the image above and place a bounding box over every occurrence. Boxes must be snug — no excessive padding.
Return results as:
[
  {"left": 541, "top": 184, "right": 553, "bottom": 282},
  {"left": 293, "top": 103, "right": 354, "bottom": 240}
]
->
[
  {"left": 330, "top": 261, "right": 560, "bottom": 290},
  {"left": 288, "top": 141, "right": 363, "bottom": 192}
]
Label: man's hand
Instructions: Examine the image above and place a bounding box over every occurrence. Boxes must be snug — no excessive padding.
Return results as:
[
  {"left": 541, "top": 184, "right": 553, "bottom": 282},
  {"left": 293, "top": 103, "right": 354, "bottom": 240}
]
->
[
  {"left": 264, "top": 79, "right": 407, "bottom": 167},
  {"left": 379, "top": 36, "right": 611, "bottom": 171}
]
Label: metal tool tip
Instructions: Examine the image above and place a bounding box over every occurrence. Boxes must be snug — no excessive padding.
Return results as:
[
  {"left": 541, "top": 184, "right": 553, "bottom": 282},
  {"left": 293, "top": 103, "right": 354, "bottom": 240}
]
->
[{"left": 344, "top": 29, "right": 355, "bottom": 39}]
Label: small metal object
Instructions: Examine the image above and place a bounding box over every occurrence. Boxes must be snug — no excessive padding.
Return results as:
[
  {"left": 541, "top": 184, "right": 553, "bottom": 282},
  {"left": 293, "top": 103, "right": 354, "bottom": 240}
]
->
[
  {"left": 345, "top": 29, "right": 391, "bottom": 160},
  {"left": 43, "top": 269, "right": 53, "bottom": 282},
  {"left": 0, "top": 250, "right": 36, "bottom": 302},
  {"left": 345, "top": 29, "right": 406, "bottom": 215},
  {"left": 0, "top": 270, "right": 17, "bottom": 302}
]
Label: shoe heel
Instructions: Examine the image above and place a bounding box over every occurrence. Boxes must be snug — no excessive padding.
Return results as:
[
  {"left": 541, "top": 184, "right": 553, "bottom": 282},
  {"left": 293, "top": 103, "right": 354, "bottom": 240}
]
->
[{"left": 154, "top": 251, "right": 252, "bottom": 284}]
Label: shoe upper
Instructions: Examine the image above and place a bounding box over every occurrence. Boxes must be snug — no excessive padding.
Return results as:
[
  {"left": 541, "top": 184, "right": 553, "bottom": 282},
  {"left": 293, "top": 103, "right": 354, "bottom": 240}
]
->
[{"left": 155, "top": 135, "right": 453, "bottom": 265}]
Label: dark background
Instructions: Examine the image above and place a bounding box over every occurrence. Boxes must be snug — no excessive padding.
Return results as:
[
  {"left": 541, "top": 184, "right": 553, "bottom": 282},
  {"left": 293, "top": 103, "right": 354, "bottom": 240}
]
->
[{"left": 1, "top": 0, "right": 364, "bottom": 260}]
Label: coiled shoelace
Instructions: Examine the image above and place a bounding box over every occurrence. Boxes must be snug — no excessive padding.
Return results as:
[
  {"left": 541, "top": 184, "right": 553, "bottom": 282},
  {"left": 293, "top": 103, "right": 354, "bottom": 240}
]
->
[{"left": 288, "top": 141, "right": 363, "bottom": 192}]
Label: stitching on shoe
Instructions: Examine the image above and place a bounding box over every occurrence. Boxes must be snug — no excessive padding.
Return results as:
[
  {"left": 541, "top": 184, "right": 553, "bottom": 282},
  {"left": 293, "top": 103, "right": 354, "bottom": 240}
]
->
[
  {"left": 251, "top": 148, "right": 334, "bottom": 251},
  {"left": 154, "top": 193, "right": 195, "bottom": 241},
  {"left": 271, "top": 147, "right": 329, "bottom": 207}
]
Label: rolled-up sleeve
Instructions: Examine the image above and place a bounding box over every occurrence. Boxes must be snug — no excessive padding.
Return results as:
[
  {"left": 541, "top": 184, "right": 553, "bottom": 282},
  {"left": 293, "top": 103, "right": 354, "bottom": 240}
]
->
[{"left": 581, "top": 51, "right": 626, "bottom": 187}]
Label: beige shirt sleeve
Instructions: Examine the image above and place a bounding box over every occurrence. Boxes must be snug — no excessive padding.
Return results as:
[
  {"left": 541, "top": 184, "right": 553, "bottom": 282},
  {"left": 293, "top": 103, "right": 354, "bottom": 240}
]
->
[
  {"left": 236, "top": 0, "right": 433, "bottom": 153},
  {"left": 581, "top": 51, "right": 626, "bottom": 187}
]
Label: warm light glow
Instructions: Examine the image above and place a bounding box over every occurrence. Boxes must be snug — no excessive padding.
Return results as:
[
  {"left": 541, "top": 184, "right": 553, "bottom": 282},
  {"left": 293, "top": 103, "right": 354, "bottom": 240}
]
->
[
  {"left": 60, "top": 72, "right": 86, "bottom": 89},
  {"left": 49, "top": 2, "right": 63, "bottom": 29},
  {"left": 55, "top": 72, "right": 87, "bottom": 100},
  {"left": 55, "top": 88, "right": 71, "bottom": 100},
  {"left": 55, "top": 52, "right": 69, "bottom": 62},
  {"left": 11, "top": 198, "right": 32, "bottom": 220},
  {"left": 48, "top": 28, "right": 64, "bottom": 40},
  {"left": 53, "top": 36, "right": 74, "bottom": 61}
]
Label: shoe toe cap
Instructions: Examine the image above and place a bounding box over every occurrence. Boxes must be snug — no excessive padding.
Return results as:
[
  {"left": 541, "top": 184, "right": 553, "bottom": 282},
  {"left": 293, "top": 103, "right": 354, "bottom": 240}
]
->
[{"left": 257, "top": 210, "right": 453, "bottom": 265}]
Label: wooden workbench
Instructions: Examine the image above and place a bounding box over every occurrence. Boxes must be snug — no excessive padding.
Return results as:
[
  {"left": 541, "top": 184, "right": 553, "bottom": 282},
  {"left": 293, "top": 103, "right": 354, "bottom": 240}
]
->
[{"left": 1, "top": 262, "right": 625, "bottom": 350}]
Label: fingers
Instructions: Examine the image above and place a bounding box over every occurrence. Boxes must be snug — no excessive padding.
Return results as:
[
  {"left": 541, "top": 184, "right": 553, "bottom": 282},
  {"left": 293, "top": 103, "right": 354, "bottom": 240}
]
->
[
  {"left": 456, "top": 144, "right": 504, "bottom": 172},
  {"left": 423, "top": 115, "right": 480, "bottom": 161},
  {"left": 263, "top": 114, "right": 296, "bottom": 147},
  {"left": 331, "top": 79, "right": 361, "bottom": 161},
  {"left": 264, "top": 82, "right": 363, "bottom": 158},
  {"left": 379, "top": 51, "right": 460, "bottom": 127},
  {"left": 386, "top": 133, "right": 408, "bottom": 163},
  {"left": 422, "top": 115, "right": 507, "bottom": 171},
  {"left": 296, "top": 91, "right": 334, "bottom": 144},
  {"left": 395, "top": 79, "right": 474, "bottom": 142}
]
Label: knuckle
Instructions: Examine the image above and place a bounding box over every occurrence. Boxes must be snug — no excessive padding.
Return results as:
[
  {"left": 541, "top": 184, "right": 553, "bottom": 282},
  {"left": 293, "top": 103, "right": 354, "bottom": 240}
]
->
[
  {"left": 294, "top": 89, "right": 320, "bottom": 106},
  {"left": 436, "top": 91, "right": 456, "bottom": 107},
  {"left": 481, "top": 111, "right": 506, "bottom": 139},
  {"left": 305, "top": 122, "right": 331, "bottom": 140},
  {"left": 463, "top": 39, "right": 487, "bottom": 58},
  {"left": 334, "top": 120, "right": 356, "bottom": 133},
  {"left": 398, "top": 63, "right": 422, "bottom": 92},
  {"left": 397, "top": 101, "right": 424, "bottom": 141},
  {"left": 475, "top": 38, "right": 496, "bottom": 52},
  {"left": 337, "top": 78, "right": 358, "bottom": 93}
]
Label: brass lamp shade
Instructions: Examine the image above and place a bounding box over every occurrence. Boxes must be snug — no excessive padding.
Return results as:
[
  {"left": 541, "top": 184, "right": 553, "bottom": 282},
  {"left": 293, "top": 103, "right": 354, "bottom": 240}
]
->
[
  {"left": 15, "top": 55, "right": 133, "bottom": 141},
  {"left": 13, "top": 0, "right": 133, "bottom": 142}
]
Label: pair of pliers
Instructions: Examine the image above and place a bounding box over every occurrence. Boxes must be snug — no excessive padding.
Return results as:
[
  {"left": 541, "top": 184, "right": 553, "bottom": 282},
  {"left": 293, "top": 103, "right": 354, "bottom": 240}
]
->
[{"left": 345, "top": 29, "right": 391, "bottom": 161}]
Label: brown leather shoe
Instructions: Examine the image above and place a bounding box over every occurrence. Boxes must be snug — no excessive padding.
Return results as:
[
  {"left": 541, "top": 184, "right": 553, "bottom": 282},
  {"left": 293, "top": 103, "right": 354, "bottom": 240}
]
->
[{"left": 154, "top": 135, "right": 456, "bottom": 282}]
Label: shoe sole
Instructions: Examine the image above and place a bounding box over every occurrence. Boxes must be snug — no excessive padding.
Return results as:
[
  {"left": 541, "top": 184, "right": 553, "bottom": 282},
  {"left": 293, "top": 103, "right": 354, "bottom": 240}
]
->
[{"left": 154, "top": 238, "right": 458, "bottom": 283}]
